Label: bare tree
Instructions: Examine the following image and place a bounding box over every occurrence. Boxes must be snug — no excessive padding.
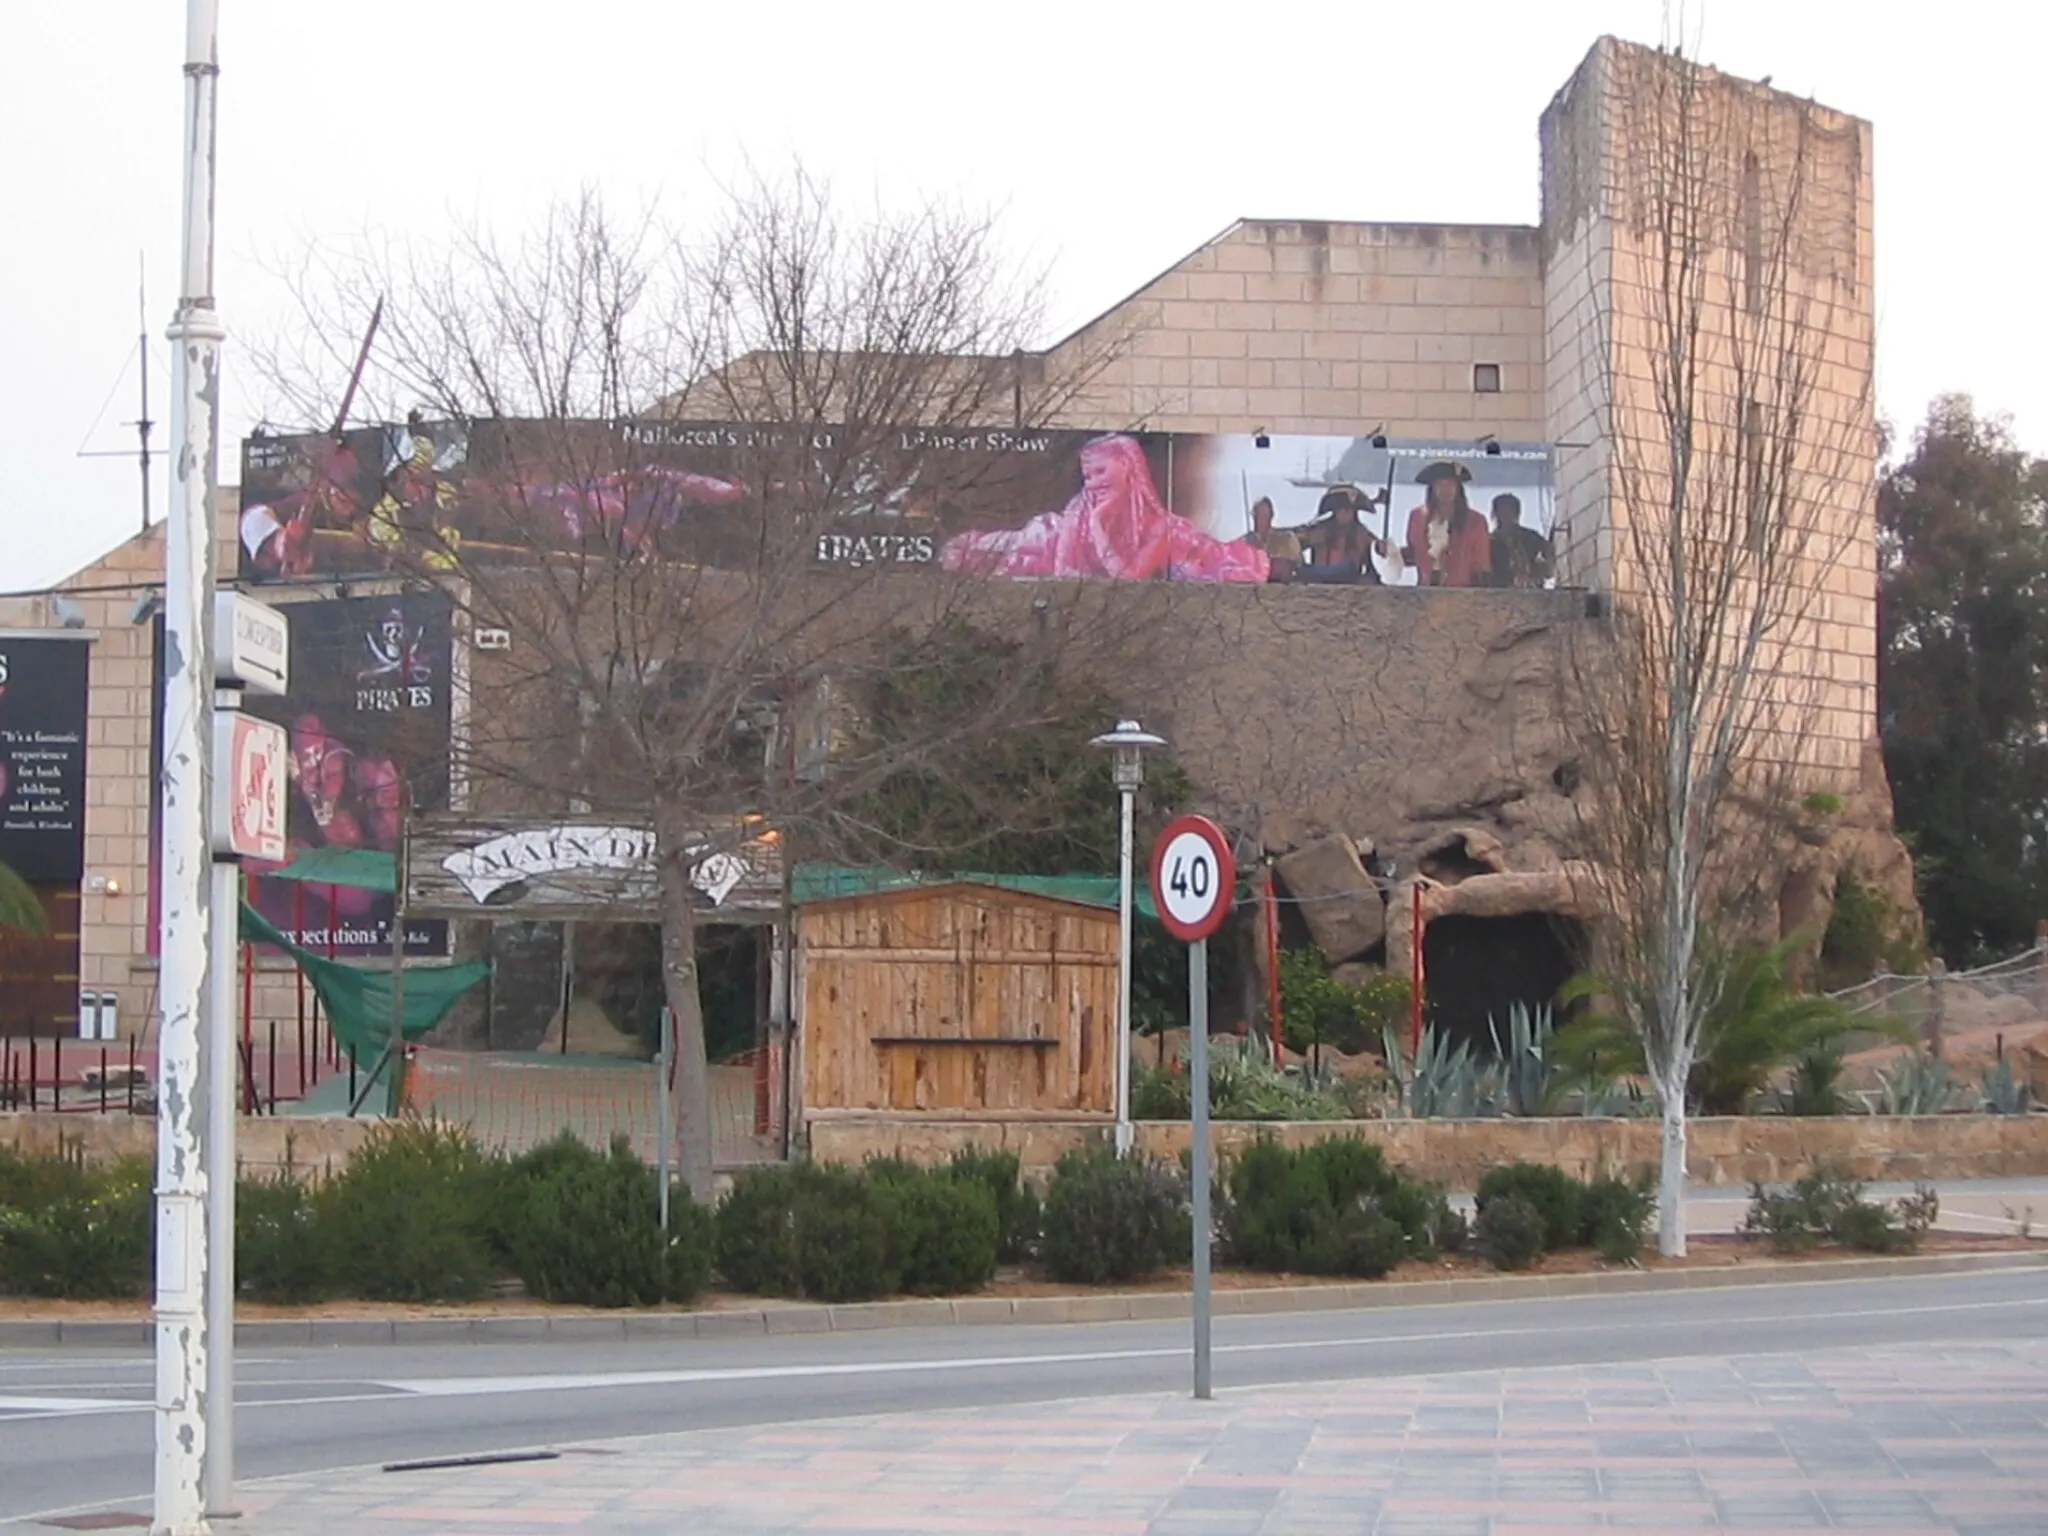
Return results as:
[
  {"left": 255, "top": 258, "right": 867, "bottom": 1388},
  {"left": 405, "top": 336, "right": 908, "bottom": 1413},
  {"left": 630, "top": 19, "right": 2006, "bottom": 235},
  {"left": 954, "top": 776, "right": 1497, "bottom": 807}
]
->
[
  {"left": 1563, "top": 47, "right": 1872, "bottom": 1254},
  {"left": 252, "top": 173, "right": 1160, "bottom": 1201}
]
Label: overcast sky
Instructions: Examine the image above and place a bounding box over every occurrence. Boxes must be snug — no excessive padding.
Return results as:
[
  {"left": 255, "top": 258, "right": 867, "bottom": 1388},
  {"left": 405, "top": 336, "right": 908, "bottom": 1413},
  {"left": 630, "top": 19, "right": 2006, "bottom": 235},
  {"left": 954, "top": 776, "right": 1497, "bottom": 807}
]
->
[{"left": 4, "top": 0, "right": 2041, "bottom": 592}]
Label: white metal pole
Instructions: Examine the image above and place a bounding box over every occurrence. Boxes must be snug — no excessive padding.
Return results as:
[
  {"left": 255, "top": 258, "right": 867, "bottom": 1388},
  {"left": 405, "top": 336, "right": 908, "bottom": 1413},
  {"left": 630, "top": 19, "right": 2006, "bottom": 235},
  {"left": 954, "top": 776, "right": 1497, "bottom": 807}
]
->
[
  {"left": 203, "top": 848, "right": 237, "bottom": 1515},
  {"left": 155, "top": 3, "right": 223, "bottom": 1531},
  {"left": 1114, "top": 785, "right": 1135, "bottom": 1156},
  {"left": 1189, "top": 935, "right": 1212, "bottom": 1400}
]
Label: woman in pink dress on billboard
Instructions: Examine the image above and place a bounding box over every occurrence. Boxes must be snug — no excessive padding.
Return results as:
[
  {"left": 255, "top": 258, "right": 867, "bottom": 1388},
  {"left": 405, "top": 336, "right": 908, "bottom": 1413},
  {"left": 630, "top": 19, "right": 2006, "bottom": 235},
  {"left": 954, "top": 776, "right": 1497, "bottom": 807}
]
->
[{"left": 939, "top": 435, "right": 1268, "bottom": 582}]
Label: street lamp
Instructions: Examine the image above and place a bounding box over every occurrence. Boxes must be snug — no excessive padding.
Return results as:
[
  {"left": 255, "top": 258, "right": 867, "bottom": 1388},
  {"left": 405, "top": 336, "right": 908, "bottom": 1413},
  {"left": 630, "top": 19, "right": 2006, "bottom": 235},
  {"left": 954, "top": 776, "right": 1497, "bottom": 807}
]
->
[{"left": 1091, "top": 719, "right": 1166, "bottom": 1155}]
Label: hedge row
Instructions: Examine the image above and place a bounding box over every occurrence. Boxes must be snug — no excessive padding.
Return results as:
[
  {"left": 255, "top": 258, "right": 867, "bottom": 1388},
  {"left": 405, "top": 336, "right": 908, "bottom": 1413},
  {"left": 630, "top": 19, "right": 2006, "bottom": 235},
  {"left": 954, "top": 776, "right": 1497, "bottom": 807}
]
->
[{"left": 11, "top": 1130, "right": 1912, "bottom": 1306}]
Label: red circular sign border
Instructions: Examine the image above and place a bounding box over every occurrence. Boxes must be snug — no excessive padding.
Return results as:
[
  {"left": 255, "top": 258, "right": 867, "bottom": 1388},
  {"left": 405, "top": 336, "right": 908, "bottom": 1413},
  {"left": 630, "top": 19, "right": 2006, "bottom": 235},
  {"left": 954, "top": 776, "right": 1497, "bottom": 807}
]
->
[{"left": 1148, "top": 814, "right": 1237, "bottom": 943}]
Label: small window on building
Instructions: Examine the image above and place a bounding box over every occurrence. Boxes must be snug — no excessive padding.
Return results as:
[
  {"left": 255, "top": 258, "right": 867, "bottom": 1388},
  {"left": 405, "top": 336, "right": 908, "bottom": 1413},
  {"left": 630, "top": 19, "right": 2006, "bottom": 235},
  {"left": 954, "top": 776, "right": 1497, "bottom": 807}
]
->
[{"left": 1473, "top": 363, "right": 1502, "bottom": 394}]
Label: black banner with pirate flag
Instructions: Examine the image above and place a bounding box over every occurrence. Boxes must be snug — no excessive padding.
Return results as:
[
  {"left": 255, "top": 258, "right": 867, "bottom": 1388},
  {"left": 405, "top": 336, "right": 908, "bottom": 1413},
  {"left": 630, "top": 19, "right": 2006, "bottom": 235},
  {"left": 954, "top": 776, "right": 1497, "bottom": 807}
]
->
[{"left": 242, "top": 592, "right": 455, "bottom": 956}]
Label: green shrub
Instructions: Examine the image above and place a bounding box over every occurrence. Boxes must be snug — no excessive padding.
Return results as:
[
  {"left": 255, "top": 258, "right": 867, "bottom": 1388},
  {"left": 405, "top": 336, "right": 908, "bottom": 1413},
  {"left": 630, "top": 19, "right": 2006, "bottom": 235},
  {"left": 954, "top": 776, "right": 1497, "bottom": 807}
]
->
[
  {"left": 1475, "top": 1163, "right": 1582, "bottom": 1253},
  {"left": 236, "top": 1175, "right": 333, "bottom": 1304},
  {"left": 1040, "top": 1144, "right": 1186, "bottom": 1285},
  {"left": 1221, "top": 1138, "right": 1347, "bottom": 1272},
  {"left": 503, "top": 1138, "right": 710, "bottom": 1308},
  {"left": 1471, "top": 1193, "right": 1546, "bottom": 1271},
  {"left": 1279, "top": 950, "right": 1410, "bottom": 1057},
  {"left": 1220, "top": 1136, "right": 1450, "bottom": 1276},
  {"left": 713, "top": 1163, "right": 894, "bottom": 1302},
  {"left": 315, "top": 1119, "right": 495, "bottom": 1302},
  {"left": 1740, "top": 1169, "right": 1937, "bottom": 1256},
  {"left": 947, "top": 1148, "right": 1039, "bottom": 1263},
  {"left": 482, "top": 1133, "right": 607, "bottom": 1269},
  {"left": 870, "top": 1165, "right": 999, "bottom": 1295},
  {"left": 0, "top": 1155, "right": 152, "bottom": 1299},
  {"left": 1578, "top": 1173, "right": 1654, "bottom": 1264},
  {"left": 0, "top": 1145, "right": 97, "bottom": 1210},
  {"left": 1307, "top": 1206, "right": 1408, "bottom": 1279},
  {"left": 1133, "top": 1041, "right": 1349, "bottom": 1123}
]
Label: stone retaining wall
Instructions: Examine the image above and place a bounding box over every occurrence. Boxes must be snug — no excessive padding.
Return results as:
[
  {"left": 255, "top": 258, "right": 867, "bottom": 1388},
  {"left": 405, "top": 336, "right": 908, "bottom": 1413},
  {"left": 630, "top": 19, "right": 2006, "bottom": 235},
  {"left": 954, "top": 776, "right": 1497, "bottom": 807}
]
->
[
  {"left": 0, "top": 1113, "right": 375, "bottom": 1182},
  {"left": 14, "top": 1111, "right": 2046, "bottom": 1188},
  {"left": 807, "top": 1114, "right": 2048, "bottom": 1187}
]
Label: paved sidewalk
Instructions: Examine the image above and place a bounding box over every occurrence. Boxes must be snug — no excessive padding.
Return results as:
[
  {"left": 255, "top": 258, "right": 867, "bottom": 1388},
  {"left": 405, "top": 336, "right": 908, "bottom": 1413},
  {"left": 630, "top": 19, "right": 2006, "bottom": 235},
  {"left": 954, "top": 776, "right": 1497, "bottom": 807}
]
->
[{"left": 216, "top": 1339, "right": 2048, "bottom": 1535}]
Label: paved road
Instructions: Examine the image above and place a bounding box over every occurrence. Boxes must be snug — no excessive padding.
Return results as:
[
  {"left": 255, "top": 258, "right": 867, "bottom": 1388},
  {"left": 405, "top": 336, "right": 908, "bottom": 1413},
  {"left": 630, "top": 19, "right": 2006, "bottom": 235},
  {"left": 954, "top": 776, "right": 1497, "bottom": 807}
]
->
[{"left": 3, "top": 1264, "right": 2044, "bottom": 1526}]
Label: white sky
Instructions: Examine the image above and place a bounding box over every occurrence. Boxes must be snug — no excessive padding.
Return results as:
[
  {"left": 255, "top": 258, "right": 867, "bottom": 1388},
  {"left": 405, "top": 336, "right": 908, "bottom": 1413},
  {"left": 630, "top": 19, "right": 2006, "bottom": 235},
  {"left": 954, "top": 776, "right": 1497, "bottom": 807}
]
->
[{"left": 4, "top": 0, "right": 2041, "bottom": 592}]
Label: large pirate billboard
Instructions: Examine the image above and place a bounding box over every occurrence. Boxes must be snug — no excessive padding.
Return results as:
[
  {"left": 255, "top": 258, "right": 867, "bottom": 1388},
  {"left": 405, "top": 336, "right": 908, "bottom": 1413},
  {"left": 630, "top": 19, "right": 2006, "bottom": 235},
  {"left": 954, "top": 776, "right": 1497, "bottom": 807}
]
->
[
  {"left": 241, "top": 592, "right": 455, "bottom": 956},
  {"left": 238, "top": 421, "right": 1558, "bottom": 591}
]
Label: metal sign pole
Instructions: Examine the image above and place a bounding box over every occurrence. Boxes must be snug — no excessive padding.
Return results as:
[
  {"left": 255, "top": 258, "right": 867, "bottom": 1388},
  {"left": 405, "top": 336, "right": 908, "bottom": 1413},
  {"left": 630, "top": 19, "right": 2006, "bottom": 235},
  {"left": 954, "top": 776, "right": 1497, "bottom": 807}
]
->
[
  {"left": 156, "top": 3, "right": 225, "bottom": 1530},
  {"left": 203, "top": 767, "right": 238, "bottom": 1516},
  {"left": 656, "top": 1006, "right": 673, "bottom": 1230},
  {"left": 1189, "top": 935, "right": 1212, "bottom": 1401}
]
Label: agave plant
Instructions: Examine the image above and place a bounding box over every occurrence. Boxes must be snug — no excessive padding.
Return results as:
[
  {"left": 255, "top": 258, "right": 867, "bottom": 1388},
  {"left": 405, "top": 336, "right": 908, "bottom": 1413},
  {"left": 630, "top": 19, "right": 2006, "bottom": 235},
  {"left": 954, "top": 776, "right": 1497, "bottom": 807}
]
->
[
  {"left": 1384, "top": 1024, "right": 1501, "bottom": 1119},
  {"left": 1488, "top": 1002, "right": 1560, "bottom": 1116},
  {"left": 1876, "top": 1049, "right": 1955, "bottom": 1116},
  {"left": 1555, "top": 929, "right": 1869, "bottom": 1115},
  {"left": 1979, "top": 1058, "right": 2032, "bottom": 1116}
]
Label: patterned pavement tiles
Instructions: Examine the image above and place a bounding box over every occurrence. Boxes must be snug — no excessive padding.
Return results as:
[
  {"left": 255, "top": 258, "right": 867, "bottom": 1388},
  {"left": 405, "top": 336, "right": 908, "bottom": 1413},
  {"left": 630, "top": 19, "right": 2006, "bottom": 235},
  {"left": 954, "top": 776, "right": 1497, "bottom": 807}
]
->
[{"left": 219, "top": 1338, "right": 2048, "bottom": 1535}]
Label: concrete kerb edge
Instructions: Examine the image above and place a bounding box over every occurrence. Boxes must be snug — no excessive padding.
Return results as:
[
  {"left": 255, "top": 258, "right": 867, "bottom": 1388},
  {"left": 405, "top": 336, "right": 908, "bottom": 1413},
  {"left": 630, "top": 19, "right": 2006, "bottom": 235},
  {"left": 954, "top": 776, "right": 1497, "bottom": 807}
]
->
[{"left": 7, "top": 1249, "right": 2042, "bottom": 1350}]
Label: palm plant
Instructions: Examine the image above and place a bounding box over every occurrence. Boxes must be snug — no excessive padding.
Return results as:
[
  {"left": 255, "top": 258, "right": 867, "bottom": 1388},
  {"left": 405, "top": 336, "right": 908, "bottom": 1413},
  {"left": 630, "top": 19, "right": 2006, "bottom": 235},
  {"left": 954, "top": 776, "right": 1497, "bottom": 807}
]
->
[
  {"left": 0, "top": 860, "right": 44, "bottom": 936},
  {"left": 1555, "top": 929, "right": 1862, "bottom": 1116}
]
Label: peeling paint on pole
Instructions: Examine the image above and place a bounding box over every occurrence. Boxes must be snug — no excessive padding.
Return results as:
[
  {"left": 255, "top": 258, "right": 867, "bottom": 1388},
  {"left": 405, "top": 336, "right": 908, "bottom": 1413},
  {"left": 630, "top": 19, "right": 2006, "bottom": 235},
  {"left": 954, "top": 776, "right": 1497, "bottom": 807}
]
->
[{"left": 154, "top": 2, "right": 224, "bottom": 1533}]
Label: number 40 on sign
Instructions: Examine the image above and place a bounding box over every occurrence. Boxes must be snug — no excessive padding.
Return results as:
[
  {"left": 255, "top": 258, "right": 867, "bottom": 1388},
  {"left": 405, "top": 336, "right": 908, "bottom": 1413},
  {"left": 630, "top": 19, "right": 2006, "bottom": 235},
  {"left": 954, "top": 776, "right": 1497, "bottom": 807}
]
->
[{"left": 1149, "top": 815, "right": 1235, "bottom": 942}]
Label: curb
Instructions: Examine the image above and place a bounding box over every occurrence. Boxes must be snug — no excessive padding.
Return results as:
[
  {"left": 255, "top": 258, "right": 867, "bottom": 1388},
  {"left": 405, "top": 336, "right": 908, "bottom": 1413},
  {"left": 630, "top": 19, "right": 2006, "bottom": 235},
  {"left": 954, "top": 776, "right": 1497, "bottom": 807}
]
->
[{"left": 7, "top": 1249, "right": 2043, "bottom": 1350}]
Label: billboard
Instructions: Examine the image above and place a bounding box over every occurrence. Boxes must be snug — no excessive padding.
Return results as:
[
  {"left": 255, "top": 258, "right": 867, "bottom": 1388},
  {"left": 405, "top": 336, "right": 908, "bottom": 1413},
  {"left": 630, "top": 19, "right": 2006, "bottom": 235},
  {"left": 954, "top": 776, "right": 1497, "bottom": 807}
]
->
[
  {"left": 242, "top": 591, "right": 454, "bottom": 957},
  {"left": 238, "top": 422, "right": 1557, "bottom": 591},
  {"left": 0, "top": 635, "right": 91, "bottom": 884}
]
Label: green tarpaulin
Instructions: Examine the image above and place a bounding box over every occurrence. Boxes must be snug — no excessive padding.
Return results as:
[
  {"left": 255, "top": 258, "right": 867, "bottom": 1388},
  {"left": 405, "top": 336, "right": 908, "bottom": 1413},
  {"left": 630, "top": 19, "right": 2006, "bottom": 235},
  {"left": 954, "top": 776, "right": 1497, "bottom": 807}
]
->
[
  {"left": 237, "top": 901, "right": 487, "bottom": 1065},
  {"left": 262, "top": 847, "right": 399, "bottom": 893}
]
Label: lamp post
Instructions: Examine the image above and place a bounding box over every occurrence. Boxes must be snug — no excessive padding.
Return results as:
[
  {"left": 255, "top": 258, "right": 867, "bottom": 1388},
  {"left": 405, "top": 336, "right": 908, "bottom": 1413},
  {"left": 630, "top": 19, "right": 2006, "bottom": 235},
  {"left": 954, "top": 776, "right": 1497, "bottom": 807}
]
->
[{"left": 1091, "top": 720, "right": 1166, "bottom": 1155}]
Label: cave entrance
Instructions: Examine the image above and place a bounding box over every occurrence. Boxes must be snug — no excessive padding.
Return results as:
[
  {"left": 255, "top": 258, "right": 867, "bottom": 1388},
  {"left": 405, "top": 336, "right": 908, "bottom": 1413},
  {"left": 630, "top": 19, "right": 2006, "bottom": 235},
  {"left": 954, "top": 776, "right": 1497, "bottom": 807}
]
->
[{"left": 1422, "top": 912, "right": 1587, "bottom": 1057}]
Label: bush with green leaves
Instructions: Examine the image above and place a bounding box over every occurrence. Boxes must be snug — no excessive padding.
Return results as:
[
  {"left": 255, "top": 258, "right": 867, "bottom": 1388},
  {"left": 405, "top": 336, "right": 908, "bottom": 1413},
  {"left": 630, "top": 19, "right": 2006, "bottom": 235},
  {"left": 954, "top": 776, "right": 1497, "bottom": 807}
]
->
[
  {"left": 1279, "top": 949, "right": 1410, "bottom": 1057},
  {"left": 502, "top": 1137, "right": 712, "bottom": 1307},
  {"left": 1131, "top": 1039, "right": 1346, "bottom": 1123},
  {"left": 865, "top": 1159, "right": 1000, "bottom": 1295},
  {"left": 1474, "top": 1162, "right": 1583, "bottom": 1253},
  {"left": 1470, "top": 1193, "right": 1546, "bottom": 1271},
  {"left": 946, "top": 1148, "right": 1040, "bottom": 1263},
  {"left": 1578, "top": 1173, "right": 1654, "bottom": 1263},
  {"left": 1740, "top": 1168, "right": 1938, "bottom": 1255},
  {"left": 236, "top": 1175, "right": 333, "bottom": 1304},
  {"left": 1039, "top": 1144, "right": 1187, "bottom": 1285},
  {"left": 1488, "top": 1003, "right": 1562, "bottom": 1116},
  {"left": 315, "top": 1119, "right": 496, "bottom": 1302},
  {"left": 713, "top": 1162, "right": 894, "bottom": 1302},
  {"left": 0, "top": 1154, "right": 152, "bottom": 1299},
  {"left": 1220, "top": 1136, "right": 1455, "bottom": 1277}
]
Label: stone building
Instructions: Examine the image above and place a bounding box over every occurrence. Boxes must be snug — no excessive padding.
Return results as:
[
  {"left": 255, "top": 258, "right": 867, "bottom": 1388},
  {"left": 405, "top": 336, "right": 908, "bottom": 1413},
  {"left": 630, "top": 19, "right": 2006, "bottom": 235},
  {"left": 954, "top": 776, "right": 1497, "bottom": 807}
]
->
[{"left": 0, "top": 37, "right": 1912, "bottom": 1050}]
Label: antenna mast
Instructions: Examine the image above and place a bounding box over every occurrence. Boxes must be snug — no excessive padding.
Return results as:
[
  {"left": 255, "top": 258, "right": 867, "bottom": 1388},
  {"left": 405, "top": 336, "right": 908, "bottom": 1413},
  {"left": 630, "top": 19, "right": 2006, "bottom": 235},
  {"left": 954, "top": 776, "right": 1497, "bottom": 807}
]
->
[{"left": 138, "top": 259, "right": 154, "bottom": 534}]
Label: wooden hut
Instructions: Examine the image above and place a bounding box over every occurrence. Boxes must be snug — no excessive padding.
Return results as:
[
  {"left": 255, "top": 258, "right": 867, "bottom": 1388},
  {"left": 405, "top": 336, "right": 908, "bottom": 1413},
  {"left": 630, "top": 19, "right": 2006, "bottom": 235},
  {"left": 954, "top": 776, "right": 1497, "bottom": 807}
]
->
[{"left": 799, "top": 881, "right": 1118, "bottom": 1120}]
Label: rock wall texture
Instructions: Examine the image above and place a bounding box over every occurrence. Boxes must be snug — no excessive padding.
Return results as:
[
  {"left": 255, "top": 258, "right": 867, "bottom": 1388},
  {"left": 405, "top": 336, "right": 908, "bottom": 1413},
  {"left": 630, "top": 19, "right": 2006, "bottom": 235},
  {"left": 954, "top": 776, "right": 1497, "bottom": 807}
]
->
[{"left": 809, "top": 1112, "right": 2048, "bottom": 1188}]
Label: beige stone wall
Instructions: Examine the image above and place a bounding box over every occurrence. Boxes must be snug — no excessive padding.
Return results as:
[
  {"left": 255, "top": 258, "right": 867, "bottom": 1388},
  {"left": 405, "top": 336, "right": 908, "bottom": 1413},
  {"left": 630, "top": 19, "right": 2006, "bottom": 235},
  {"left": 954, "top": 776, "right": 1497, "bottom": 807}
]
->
[
  {"left": 0, "top": 1110, "right": 375, "bottom": 1182},
  {"left": 1042, "top": 220, "right": 1546, "bottom": 441},
  {"left": 809, "top": 1113, "right": 2048, "bottom": 1188}
]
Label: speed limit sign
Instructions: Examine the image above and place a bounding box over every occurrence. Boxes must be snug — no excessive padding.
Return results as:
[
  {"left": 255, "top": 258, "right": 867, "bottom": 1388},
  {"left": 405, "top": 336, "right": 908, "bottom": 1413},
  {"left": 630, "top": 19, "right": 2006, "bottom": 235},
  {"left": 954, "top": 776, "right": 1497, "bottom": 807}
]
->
[{"left": 1149, "top": 815, "right": 1236, "bottom": 942}]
